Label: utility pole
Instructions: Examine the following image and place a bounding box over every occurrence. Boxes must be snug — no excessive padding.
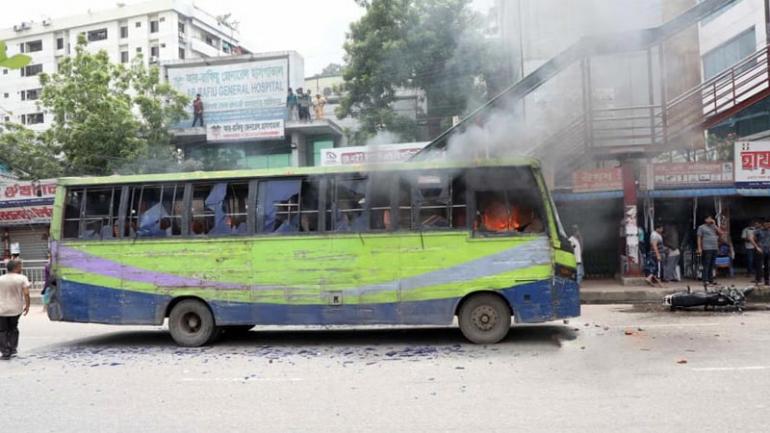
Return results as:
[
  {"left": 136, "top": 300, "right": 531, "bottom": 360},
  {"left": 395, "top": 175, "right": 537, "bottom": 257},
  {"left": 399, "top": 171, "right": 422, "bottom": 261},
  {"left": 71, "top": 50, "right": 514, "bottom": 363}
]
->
[{"left": 765, "top": 0, "right": 770, "bottom": 45}]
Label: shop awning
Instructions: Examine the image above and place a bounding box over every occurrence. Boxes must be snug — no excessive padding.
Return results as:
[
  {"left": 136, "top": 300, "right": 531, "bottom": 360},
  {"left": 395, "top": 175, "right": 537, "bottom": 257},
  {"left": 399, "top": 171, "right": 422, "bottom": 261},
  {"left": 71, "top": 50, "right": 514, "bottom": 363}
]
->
[
  {"left": 552, "top": 191, "right": 624, "bottom": 202},
  {"left": 737, "top": 188, "right": 770, "bottom": 197},
  {"left": 643, "top": 187, "right": 737, "bottom": 198}
]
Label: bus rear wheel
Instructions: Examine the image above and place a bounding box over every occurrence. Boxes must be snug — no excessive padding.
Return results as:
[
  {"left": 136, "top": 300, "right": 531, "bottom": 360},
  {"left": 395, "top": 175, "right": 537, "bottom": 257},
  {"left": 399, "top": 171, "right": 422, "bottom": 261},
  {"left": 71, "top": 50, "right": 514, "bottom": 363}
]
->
[
  {"left": 458, "top": 294, "right": 511, "bottom": 344},
  {"left": 168, "top": 300, "right": 216, "bottom": 347}
]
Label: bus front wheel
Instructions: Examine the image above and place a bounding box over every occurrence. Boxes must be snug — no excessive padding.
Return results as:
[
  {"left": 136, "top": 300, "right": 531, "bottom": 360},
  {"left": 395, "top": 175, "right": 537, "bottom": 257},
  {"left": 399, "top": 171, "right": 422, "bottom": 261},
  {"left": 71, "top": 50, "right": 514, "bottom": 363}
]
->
[
  {"left": 458, "top": 294, "right": 511, "bottom": 344},
  {"left": 168, "top": 300, "right": 217, "bottom": 347}
]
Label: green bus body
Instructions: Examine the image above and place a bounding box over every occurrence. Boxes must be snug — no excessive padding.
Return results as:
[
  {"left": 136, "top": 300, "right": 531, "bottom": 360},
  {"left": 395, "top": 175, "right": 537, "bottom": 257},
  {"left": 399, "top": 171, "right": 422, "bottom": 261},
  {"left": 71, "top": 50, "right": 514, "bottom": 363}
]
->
[{"left": 46, "top": 158, "right": 580, "bottom": 332}]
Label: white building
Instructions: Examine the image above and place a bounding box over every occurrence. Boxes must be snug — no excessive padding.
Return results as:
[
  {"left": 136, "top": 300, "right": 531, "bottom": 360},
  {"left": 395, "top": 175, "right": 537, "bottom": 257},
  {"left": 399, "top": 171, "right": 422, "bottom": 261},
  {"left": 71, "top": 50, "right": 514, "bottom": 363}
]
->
[{"left": 0, "top": 0, "right": 246, "bottom": 131}]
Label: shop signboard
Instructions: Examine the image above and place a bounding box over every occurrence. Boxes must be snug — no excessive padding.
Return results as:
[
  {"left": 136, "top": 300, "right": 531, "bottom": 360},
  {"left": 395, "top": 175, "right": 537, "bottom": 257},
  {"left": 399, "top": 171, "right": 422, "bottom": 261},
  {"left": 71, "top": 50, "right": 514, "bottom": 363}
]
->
[
  {"left": 735, "top": 141, "right": 770, "bottom": 187},
  {"left": 0, "top": 179, "right": 57, "bottom": 225},
  {"left": 321, "top": 143, "right": 429, "bottom": 166},
  {"left": 572, "top": 167, "right": 623, "bottom": 193},
  {"left": 652, "top": 162, "right": 733, "bottom": 188},
  {"left": 168, "top": 58, "right": 288, "bottom": 142}
]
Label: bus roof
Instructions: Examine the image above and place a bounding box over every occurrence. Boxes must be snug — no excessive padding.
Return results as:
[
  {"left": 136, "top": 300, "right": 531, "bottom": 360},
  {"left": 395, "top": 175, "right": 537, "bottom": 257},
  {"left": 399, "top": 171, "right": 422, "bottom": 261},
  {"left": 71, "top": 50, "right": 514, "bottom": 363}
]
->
[{"left": 55, "top": 157, "right": 541, "bottom": 186}]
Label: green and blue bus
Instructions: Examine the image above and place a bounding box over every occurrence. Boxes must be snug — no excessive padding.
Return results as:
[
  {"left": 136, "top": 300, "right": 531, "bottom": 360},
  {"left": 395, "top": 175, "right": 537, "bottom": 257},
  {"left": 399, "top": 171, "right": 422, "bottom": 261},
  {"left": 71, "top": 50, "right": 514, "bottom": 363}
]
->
[{"left": 47, "top": 158, "right": 579, "bottom": 346}]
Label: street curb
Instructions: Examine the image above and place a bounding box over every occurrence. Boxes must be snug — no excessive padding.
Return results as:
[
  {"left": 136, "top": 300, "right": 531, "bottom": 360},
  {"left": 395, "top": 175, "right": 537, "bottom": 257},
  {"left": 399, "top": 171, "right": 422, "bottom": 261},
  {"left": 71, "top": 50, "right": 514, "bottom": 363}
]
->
[{"left": 581, "top": 287, "right": 770, "bottom": 304}]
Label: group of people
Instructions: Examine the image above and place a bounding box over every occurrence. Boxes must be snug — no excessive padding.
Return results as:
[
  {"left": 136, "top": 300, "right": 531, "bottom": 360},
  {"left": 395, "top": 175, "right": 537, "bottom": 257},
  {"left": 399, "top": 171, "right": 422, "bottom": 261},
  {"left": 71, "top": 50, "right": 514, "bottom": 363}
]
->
[
  {"left": 643, "top": 215, "right": 770, "bottom": 287},
  {"left": 287, "top": 88, "right": 326, "bottom": 122}
]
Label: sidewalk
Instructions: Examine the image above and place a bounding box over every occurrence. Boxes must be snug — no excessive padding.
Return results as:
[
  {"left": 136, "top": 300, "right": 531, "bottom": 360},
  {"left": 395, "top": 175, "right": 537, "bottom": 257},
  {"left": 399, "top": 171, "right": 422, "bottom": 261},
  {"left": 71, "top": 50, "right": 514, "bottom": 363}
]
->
[{"left": 581, "top": 276, "right": 770, "bottom": 304}]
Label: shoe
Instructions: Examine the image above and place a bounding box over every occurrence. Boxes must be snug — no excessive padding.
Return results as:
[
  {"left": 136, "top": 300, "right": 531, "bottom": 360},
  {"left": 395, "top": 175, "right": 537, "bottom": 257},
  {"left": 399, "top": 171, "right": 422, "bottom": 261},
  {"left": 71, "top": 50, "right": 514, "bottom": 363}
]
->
[{"left": 0, "top": 354, "right": 10, "bottom": 361}]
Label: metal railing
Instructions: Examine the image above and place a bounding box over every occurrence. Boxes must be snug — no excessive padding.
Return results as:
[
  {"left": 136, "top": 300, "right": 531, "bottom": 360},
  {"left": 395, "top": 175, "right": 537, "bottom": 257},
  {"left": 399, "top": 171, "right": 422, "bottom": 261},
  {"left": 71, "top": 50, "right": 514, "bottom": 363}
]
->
[{"left": 0, "top": 259, "right": 48, "bottom": 291}]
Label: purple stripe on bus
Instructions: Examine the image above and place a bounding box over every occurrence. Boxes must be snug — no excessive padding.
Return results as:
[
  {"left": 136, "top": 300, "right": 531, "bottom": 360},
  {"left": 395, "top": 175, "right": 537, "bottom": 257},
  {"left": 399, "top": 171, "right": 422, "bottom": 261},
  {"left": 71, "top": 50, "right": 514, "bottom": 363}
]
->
[{"left": 58, "top": 245, "right": 249, "bottom": 290}]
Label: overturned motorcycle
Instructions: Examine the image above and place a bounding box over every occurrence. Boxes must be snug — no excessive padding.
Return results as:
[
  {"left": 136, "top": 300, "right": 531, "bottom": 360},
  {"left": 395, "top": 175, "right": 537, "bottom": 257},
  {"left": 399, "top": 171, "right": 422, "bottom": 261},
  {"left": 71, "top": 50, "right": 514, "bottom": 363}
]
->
[{"left": 664, "top": 285, "right": 754, "bottom": 312}]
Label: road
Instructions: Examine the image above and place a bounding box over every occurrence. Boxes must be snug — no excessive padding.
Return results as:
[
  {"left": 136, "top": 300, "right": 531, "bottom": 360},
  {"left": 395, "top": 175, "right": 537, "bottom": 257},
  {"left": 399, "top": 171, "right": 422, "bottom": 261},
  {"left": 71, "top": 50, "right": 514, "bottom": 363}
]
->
[{"left": 2, "top": 304, "right": 769, "bottom": 433}]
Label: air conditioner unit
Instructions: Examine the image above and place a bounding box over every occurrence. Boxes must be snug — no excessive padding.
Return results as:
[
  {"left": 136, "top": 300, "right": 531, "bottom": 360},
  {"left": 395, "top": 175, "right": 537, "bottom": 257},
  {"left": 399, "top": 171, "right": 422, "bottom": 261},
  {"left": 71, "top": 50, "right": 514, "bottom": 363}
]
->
[{"left": 178, "top": 31, "right": 185, "bottom": 39}]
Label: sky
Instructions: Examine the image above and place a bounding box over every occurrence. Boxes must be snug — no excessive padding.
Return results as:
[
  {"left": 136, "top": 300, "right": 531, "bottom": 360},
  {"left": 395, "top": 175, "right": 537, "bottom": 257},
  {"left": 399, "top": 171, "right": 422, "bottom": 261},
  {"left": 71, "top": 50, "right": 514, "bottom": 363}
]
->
[{"left": 0, "top": 0, "right": 496, "bottom": 76}]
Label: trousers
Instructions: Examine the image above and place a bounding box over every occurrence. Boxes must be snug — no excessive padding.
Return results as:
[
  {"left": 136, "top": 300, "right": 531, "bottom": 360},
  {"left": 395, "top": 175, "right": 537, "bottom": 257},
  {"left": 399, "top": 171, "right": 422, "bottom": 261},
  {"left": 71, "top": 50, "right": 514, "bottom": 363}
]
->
[
  {"left": 755, "top": 251, "right": 770, "bottom": 284},
  {"left": 701, "top": 250, "right": 717, "bottom": 283},
  {"left": 0, "top": 315, "right": 20, "bottom": 356}
]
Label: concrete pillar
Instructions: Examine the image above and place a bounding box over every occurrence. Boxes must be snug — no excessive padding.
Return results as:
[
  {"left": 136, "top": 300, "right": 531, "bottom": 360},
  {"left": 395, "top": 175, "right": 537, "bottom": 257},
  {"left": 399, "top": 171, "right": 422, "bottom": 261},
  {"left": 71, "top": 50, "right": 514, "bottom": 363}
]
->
[
  {"left": 290, "top": 132, "right": 307, "bottom": 167},
  {"left": 621, "top": 160, "right": 642, "bottom": 279}
]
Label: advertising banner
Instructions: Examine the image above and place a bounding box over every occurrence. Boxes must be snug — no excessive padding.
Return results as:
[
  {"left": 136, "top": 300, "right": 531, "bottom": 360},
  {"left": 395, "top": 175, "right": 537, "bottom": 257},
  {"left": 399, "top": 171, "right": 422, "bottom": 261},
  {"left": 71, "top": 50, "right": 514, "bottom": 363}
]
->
[
  {"left": 321, "top": 143, "right": 428, "bottom": 166},
  {"left": 572, "top": 167, "right": 623, "bottom": 193},
  {"left": 653, "top": 162, "right": 733, "bottom": 188},
  {"left": 0, "top": 180, "right": 56, "bottom": 225},
  {"left": 735, "top": 141, "right": 770, "bottom": 187},
  {"left": 168, "top": 59, "right": 288, "bottom": 142}
]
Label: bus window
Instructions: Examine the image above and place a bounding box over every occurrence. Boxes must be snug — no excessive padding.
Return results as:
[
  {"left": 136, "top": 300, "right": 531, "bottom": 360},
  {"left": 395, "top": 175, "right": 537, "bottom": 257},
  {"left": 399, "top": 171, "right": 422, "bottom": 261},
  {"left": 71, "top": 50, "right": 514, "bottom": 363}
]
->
[
  {"left": 127, "top": 184, "right": 184, "bottom": 238},
  {"left": 258, "top": 179, "right": 301, "bottom": 234},
  {"left": 82, "top": 187, "right": 121, "bottom": 239},
  {"left": 63, "top": 189, "right": 84, "bottom": 239},
  {"left": 468, "top": 168, "right": 546, "bottom": 235},
  {"left": 451, "top": 175, "right": 468, "bottom": 229},
  {"left": 397, "top": 179, "right": 414, "bottom": 230},
  {"left": 415, "top": 174, "right": 449, "bottom": 230},
  {"left": 192, "top": 182, "right": 248, "bottom": 235},
  {"left": 334, "top": 176, "right": 367, "bottom": 232},
  {"left": 299, "top": 178, "right": 321, "bottom": 233},
  {"left": 368, "top": 174, "right": 393, "bottom": 231}
]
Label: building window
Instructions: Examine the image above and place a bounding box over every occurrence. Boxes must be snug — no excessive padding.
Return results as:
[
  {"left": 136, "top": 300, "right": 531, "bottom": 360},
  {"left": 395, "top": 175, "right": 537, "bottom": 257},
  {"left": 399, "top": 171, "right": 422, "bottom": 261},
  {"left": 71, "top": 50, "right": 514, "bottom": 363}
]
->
[
  {"left": 205, "top": 34, "right": 215, "bottom": 46},
  {"left": 2, "top": 69, "right": 7, "bottom": 75},
  {"left": 120, "top": 51, "right": 129, "bottom": 63},
  {"left": 87, "top": 28, "right": 108, "bottom": 42},
  {"left": 24, "top": 113, "right": 44, "bottom": 125},
  {"left": 700, "top": 0, "right": 740, "bottom": 25},
  {"left": 150, "top": 46, "right": 159, "bottom": 58},
  {"left": 178, "top": 22, "right": 185, "bottom": 34},
  {"left": 178, "top": 48, "right": 185, "bottom": 59},
  {"left": 21, "top": 64, "right": 43, "bottom": 77},
  {"left": 135, "top": 21, "right": 141, "bottom": 28},
  {"left": 56, "top": 37, "right": 64, "bottom": 50},
  {"left": 159, "top": 17, "right": 166, "bottom": 23},
  {"left": 136, "top": 47, "right": 142, "bottom": 53},
  {"left": 702, "top": 27, "right": 756, "bottom": 80},
  {"left": 24, "top": 40, "right": 43, "bottom": 52},
  {"left": 3, "top": 93, "right": 8, "bottom": 98},
  {"left": 150, "top": 20, "right": 159, "bottom": 33},
  {"left": 21, "top": 89, "right": 40, "bottom": 101},
  {"left": 120, "top": 26, "right": 128, "bottom": 38}
]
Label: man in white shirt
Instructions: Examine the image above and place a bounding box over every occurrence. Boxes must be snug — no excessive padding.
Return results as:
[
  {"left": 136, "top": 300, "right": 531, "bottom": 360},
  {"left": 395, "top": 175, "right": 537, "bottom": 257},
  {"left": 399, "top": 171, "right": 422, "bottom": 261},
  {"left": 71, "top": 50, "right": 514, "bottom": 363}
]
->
[
  {"left": 569, "top": 231, "right": 584, "bottom": 284},
  {"left": 0, "top": 260, "right": 31, "bottom": 360},
  {"left": 742, "top": 221, "right": 760, "bottom": 278}
]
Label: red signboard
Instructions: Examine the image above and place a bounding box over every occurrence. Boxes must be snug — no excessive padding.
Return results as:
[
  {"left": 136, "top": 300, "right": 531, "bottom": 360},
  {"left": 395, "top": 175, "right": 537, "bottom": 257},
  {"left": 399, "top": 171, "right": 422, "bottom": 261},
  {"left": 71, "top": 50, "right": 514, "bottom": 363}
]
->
[
  {"left": 0, "top": 180, "right": 56, "bottom": 225},
  {"left": 572, "top": 168, "right": 623, "bottom": 193}
]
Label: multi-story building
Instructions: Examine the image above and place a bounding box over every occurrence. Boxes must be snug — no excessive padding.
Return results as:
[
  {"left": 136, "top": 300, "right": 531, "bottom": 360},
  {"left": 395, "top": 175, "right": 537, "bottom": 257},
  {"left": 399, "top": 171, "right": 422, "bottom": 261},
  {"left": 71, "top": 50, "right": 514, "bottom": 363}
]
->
[
  {"left": 699, "top": 0, "right": 770, "bottom": 139},
  {"left": 0, "top": 0, "right": 246, "bottom": 131}
]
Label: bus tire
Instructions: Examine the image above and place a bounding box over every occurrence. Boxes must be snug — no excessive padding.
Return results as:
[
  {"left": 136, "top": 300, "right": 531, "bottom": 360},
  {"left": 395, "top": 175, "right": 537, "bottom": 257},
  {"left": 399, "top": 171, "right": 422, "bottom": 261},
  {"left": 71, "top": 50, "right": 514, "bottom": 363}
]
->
[
  {"left": 458, "top": 293, "right": 511, "bottom": 344},
  {"left": 168, "top": 300, "right": 217, "bottom": 347}
]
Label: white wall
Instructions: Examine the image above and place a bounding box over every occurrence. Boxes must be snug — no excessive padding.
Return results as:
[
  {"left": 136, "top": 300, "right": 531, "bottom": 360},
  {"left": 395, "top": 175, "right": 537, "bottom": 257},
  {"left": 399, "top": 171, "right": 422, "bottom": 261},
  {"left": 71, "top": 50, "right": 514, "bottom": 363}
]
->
[{"left": 699, "top": 0, "right": 766, "bottom": 55}]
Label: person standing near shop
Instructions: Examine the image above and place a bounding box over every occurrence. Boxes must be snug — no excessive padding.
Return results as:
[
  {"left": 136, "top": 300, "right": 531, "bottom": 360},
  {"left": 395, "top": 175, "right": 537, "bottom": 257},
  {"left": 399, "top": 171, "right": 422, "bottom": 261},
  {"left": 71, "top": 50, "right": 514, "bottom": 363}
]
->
[
  {"left": 649, "top": 224, "right": 666, "bottom": 282},
  {"left": 287, "top": 88, "right": 298, "bottom": 121},
  {"left": 0, "top": 260, "right": 31, "bottom": 360},
  {"left": 568, "top": 226, "right": 584, "bottom": 284},
  {"left": 663, "top": 223, "right": 680, "bottom": 282},
  {"left": 697, "top": 216, "right": 723, "bottom": 285},
  {"left": 750, "top": 220, "right": 770, "bottom": 286},
  {"left": 742, "top": 220, "right": 759, "bottom": 278}
]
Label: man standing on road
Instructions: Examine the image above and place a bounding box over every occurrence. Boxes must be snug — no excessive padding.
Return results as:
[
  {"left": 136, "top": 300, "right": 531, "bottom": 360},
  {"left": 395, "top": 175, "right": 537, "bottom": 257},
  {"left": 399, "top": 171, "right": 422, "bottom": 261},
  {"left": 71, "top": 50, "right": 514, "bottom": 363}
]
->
[
  {"left": 649, "top": 224, "right": 666, "bottom": 282},
  {"left": 742, "top": 220, "right": 759, "bottom": 277},
  {"left": 663, "top": 223, "right": 680, "bottom": 282},
  {"left": 0, "top": 260, "right": 31, "bottom": 360},
  {"left": 697, "top": 216, "right": 723, "bottom": 285},
  {"left": 750, "top": 220, "right": 770, "bottom": 286},
  {"left": 192, "top": 94, "right": 204, "bottom": 127}
]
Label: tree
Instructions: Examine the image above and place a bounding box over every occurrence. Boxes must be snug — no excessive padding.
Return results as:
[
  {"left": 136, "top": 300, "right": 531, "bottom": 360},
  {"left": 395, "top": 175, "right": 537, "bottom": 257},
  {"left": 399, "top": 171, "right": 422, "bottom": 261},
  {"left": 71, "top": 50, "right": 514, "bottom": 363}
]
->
[
  {"left": 0, "top": 41, "right": 31, "bottom": 69},
  {"left": 0, "top": 123, "right": 62, "bottom": 179},
  {"left": 319, "top": 63, "right": 344, "bottom": 76},
  {"left": 39, "top": 35, "right": 189, "bottom": 176},
  {"left": 337, "top": 0, "right": 502, "bottom": 142}
]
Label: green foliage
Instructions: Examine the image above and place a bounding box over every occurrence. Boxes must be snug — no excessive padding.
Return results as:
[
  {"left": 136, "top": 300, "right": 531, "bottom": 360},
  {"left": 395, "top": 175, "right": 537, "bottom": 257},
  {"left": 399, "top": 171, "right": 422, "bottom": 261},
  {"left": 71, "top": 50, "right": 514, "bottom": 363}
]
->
[
  {"left": 38, "top": 35, "right": 189, "bottom": 176},
  {"left": 338, "top": 0, "right": 503, "bottom": 141},
  {"left": 319, "top": 63, "right": 344, "bottom": 76},
  {"left": 0, "top": 123, "right": 63, "bottom": 179},
  {"left": 0, "top": 41, "right": 31, "bottom": 70}
]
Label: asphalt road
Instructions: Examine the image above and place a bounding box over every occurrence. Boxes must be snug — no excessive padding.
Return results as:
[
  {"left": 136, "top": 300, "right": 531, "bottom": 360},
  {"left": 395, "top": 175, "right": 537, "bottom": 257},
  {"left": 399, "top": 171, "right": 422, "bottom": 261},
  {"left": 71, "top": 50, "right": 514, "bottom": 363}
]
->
[{"left": 2, "top": 305, "right": 770, "bottom": 433}]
